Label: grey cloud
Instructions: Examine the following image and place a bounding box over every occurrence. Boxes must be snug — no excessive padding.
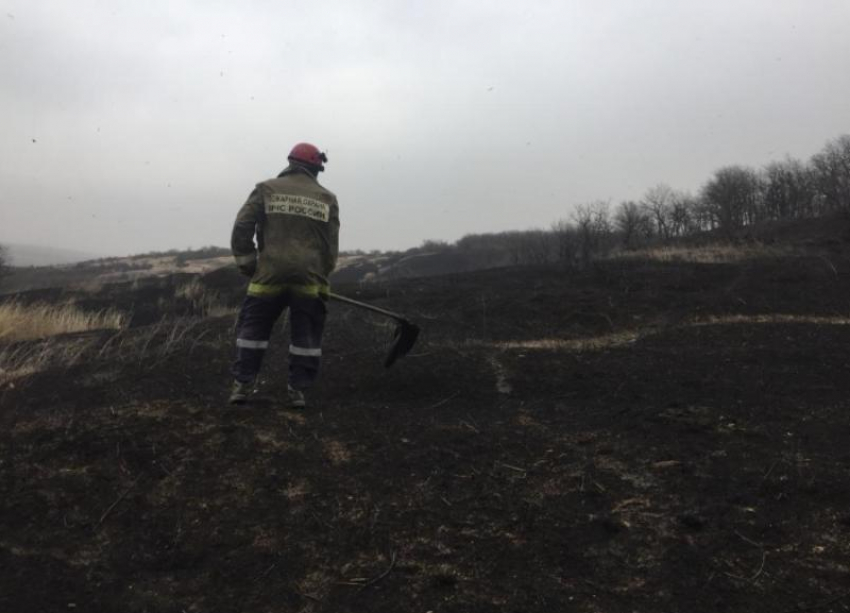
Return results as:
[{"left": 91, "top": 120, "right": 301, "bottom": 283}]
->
[{"left": 1, "top": 0, "right": 849, "bottom": 255}]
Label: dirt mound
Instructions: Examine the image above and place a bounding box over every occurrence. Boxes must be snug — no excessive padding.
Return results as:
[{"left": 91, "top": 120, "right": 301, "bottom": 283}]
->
[{"left": 2, "top": 251, "right": 850, "bottom": 612}]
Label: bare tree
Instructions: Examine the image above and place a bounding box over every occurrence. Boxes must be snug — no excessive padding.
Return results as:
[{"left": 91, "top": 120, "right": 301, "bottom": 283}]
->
[
  {"left": 614, "top": 200, "right": 650, "bottom": 248},
  {"left": 762, "top": 157, "right": 817, "bottom": 220},
  {"left": 505, "top": 231, "right": 524, "bottom": 266},
  {"left": 641, "top": 184, "right": 675, "bottom": 239},
  {"left": 668, "top": 191, "right": 698, "bottom": 237},
  {"left": 810, "top": 134, "right": 850, "bottom": 214},
  {"left": 0, "top": 244, "right": 9, "bottom": 282},
  {"left": 700, "top": 165, "right": 762, "bottom": 234},
  {"left": 573, "top": 201, "right": 611, "bottom": 265},
  {"left": 689, "top": 195, "right": 717, "bottom": 232},
  {"left": 518, "top": 230, "right": 555, "bottom": 265},
  {"left": 550, "top": 218, "right": 578, "bottom": 264}
]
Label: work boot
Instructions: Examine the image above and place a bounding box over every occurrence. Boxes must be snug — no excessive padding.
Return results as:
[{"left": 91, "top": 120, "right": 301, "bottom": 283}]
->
[
  {"left": 229, "top": 379, "right": 255, "bottom": 405},
  {"left": 287, "top": 384, "right": 306, "bottom": 409}
]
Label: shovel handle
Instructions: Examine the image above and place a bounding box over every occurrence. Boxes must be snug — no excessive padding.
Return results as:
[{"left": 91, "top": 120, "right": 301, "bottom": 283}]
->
[{"left": 329, "top": 292, "right": 409, "bottom": 323}]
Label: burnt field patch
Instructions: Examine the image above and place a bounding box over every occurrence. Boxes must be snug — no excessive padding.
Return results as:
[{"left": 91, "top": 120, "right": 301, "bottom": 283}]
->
[{"left": 2, "top": 253, "right": 850, "bottom": 612}]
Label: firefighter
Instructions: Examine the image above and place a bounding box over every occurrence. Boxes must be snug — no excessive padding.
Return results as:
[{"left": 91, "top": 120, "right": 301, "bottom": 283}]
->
[{"left": 229, "top": 143, "right": 340, "bottom": 407}]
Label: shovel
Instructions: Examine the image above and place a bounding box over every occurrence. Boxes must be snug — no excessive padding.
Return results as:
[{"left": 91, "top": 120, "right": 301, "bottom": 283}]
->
[{"left": 329, "top": 292, "right": 420, "bottom": 368}]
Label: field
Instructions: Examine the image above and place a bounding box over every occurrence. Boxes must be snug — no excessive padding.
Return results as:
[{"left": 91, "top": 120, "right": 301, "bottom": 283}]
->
[{"left": 1, "top": 239, "right": 850, "bottom": 612}]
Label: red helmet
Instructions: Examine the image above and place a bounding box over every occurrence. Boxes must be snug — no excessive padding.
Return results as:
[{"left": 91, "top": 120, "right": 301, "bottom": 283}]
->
[{"left": 288, "top": 142, "right": 327, "bottom": 171}]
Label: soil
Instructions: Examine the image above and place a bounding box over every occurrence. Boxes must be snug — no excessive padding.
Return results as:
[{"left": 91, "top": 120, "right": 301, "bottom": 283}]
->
[{"left": 2, "top": 248, "right": 850, "bottom": 613}]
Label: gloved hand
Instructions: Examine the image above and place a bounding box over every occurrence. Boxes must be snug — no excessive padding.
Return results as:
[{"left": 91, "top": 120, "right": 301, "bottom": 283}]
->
[{"left": 238, "top": 261, "right": 257, "bottom": 277}]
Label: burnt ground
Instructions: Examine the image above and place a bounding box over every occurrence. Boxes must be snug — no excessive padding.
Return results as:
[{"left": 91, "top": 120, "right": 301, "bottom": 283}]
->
[{"left": 2, "top": 250, "right": 850, "bottom": 613}]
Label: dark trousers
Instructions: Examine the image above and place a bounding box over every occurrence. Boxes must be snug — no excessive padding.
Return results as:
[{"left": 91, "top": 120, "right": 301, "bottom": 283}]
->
[{"left": 231, "top": 292, "right": 327, "bottom": 390}]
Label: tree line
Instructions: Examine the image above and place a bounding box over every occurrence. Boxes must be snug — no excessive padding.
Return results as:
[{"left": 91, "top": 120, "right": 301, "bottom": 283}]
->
[
  {"left": 412, "top": 133, "right": 850, "bottom": 268},
  {"left": 0, "top": 245, "right": 8, "bottom": 281}
]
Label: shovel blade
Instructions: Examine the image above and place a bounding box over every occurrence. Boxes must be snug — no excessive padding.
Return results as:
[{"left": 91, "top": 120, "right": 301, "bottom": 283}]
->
[{"left": 384, "top": 320, "right": 420, "bottom": 368}]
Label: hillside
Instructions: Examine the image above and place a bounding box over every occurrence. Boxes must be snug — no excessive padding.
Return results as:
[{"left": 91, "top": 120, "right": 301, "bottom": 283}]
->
[
  {"left": 0, "top": 243, "right": 105, "bottom": 267},
  {"left": 0, "top": 249, "right": 475, "bottom": 295},
  {"left": 6, "top": 214, "right": 850, "bottom": 296},
  {"left": 2, "top": 230, "right": 850, "bottom": 611}
]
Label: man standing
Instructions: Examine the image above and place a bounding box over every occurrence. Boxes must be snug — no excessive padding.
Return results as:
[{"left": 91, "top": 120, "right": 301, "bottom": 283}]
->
[{"left": 229, "top": 143, "right": 340, "bottom": 408}]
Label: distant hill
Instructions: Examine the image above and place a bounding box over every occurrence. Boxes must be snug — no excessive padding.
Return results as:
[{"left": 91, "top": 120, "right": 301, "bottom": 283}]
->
[
  {"left": 0, "top": 251, "right": 233, "bottom": 295},
  {"left": 2, "top": 243, "right": 105, "bottom": 267},
  {"left": 0, "top": 245, "right": 474, "bottom": 295},
  {"left": 5, "top": 214, "right": 848, "bottom": 295}
]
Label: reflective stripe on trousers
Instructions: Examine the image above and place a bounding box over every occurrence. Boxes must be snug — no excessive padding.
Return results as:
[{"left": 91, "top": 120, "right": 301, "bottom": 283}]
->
[
  {"left": 236, "top": 338, "right": 269, "bottom": 349},
  {"left": 289, "top": 345, "right": 321, "bottom": 357}
]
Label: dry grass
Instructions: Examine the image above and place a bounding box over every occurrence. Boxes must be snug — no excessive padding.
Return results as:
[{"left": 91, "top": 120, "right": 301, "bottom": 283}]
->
[
  {"left": 608, "top": 242, "right": 798, "bottom": 264},
  {"left": 491, "top": 313, "right": 850, "bottom": 354},
  {"left": 693, "top": 313, "right": 850, "bottom": 326},
  {"left": 0, "top": 301, "right": 125, "bottom": 343},
  {"left": 0, "top": 336, "right": 99, "bottom": 385},
  {"left": 97, "top": 316, "right": 219, "bottom": 368},
  {"left": 174, "top": 279, "right": 235, "bottom": 318},
  {"left": 494, "top": 330, "right": 644, "bottom": 352},
  {"left": 0, "top": 315, "right": 229, "bottom": 387},
  {"left": 0, "top": 301, "right": 125, "bottom": 385},
  {"left": 0, "top": 282, "right": 236, "bottom": 386},
  {"left": 174, "top": 278, "right": 206, "bottom": 302}
]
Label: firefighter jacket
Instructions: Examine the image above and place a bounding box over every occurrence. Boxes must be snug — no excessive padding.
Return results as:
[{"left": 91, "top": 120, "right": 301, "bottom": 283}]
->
[{"left": 231, "top": 165, "right": 340, "bottom": 298}]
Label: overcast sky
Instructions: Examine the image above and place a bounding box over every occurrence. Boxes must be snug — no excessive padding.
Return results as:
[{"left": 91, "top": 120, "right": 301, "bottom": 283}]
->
[{"left": 1, "top": 0, "right": 848, "bottom": 256}]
